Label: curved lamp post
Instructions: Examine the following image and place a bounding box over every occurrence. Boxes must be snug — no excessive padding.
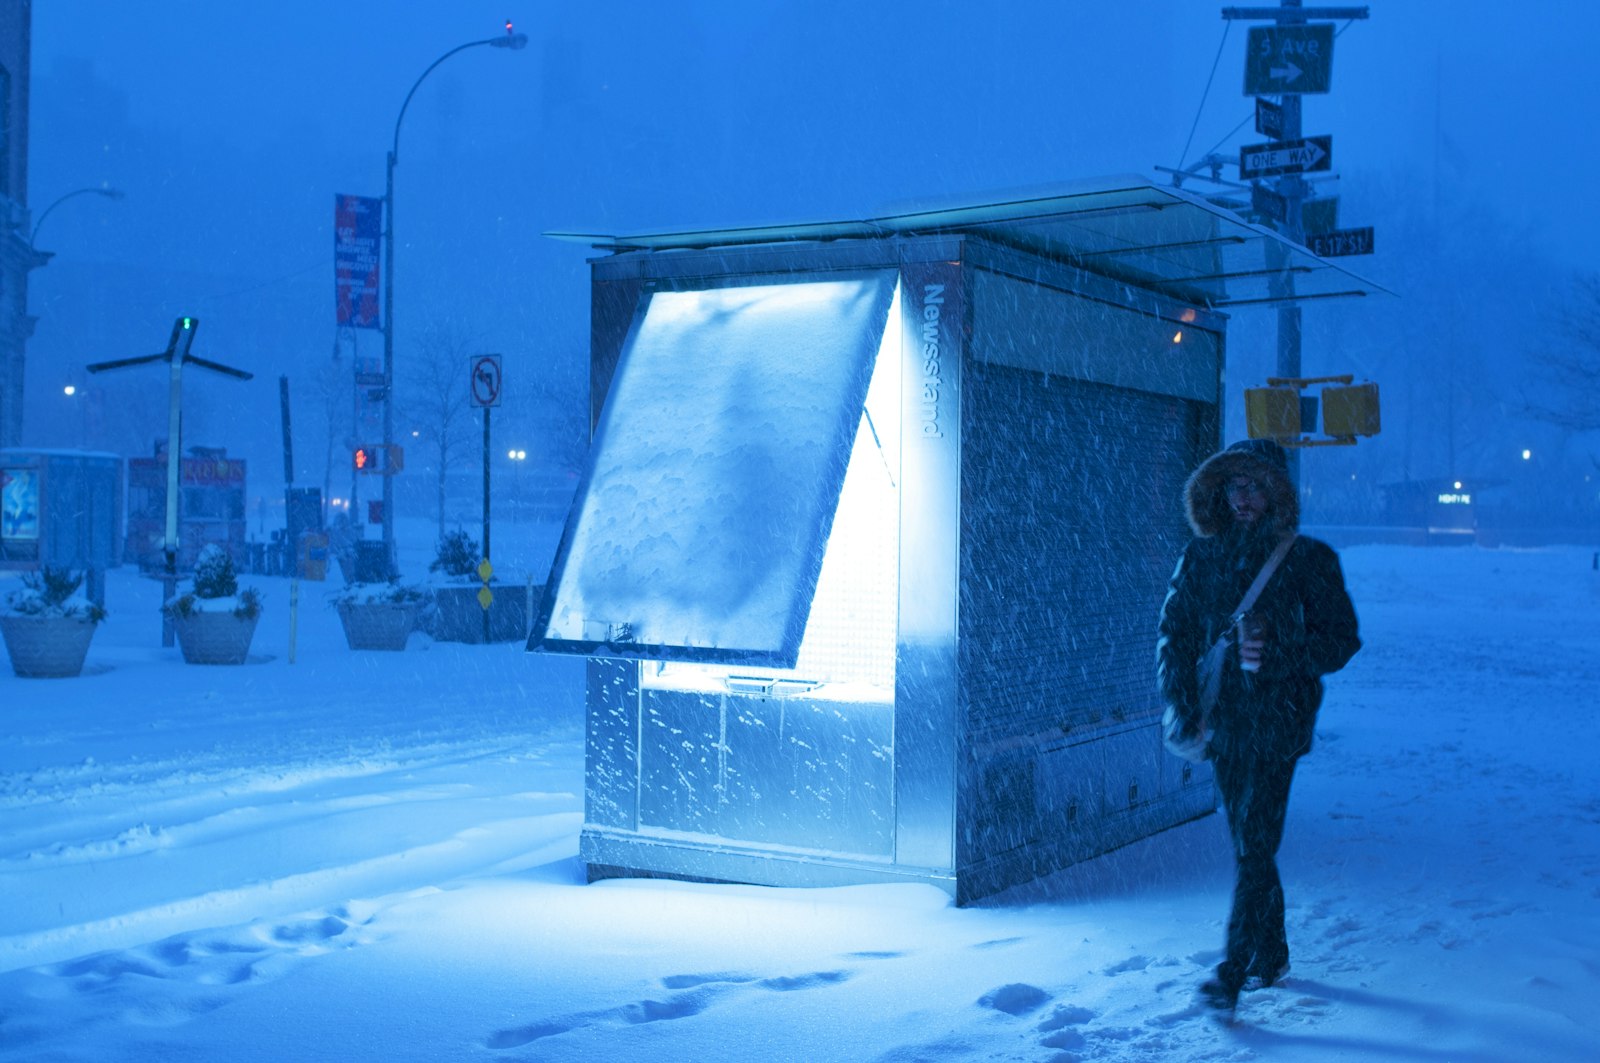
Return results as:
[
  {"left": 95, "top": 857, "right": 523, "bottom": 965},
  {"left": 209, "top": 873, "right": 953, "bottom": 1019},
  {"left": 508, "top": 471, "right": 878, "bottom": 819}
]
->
[
  {"left": 5, "top": 187, "right": 123, "bottom": 448},
  {"left": 29, "top": 186, "right": 124, "bottom": 249},
  {"left": 381, "top": 25, "right": 528, "bottom": 562}
]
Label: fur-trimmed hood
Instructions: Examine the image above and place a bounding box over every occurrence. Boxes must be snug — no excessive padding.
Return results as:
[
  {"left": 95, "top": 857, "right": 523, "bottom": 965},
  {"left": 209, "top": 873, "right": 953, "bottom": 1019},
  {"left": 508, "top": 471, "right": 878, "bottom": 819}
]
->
[{"left": 1184, "top": 439, "right": 1298, "bottom": 538}]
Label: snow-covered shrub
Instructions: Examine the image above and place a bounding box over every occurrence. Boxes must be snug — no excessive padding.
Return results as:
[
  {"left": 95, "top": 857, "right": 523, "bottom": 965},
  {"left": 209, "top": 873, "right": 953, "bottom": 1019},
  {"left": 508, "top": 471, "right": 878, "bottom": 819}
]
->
[
  {"left": 192, "top": 544, "right": 238, "bottom": 598},
  {"left": 1, "top": 567, "right": 107, "bottom": 622},
  {"left": 430, "top": 530, "right": 481, "bottom": 580},
  {"left": 164, "top": 545, "right": 262, "bottom": 620},
  {"left": 328, "top": 579, "right": 424, "bottom": 607}
]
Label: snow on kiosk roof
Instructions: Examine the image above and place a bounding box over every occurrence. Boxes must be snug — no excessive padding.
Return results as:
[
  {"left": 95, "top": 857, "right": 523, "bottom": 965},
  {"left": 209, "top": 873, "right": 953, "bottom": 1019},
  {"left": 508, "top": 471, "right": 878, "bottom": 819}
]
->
[{"left": 532, "top": 175, "right": 1372, "bottom": 904}]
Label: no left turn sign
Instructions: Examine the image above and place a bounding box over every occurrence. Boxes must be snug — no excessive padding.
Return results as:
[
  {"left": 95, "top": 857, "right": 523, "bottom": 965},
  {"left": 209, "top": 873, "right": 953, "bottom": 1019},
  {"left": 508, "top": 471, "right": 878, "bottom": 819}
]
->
[{"left": 469, "top": 354, "right": 503, "bottom": 408}]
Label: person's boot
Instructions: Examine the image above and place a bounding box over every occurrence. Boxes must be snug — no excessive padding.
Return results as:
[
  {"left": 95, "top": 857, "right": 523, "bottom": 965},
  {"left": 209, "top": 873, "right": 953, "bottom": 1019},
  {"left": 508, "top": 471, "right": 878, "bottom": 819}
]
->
[
  {"left": 1244, "top": 960, "right": 1290, "bottom": 991},
  {"left": 1198, "top": 976, "right": 1240, "bottom": 1013}
]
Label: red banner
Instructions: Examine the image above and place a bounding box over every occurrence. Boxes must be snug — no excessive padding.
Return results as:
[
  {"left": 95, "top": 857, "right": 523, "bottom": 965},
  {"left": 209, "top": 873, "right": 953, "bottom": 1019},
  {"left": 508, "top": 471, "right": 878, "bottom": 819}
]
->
[{"left": 335, "top": 194, "right": 382, "bottom": 329}]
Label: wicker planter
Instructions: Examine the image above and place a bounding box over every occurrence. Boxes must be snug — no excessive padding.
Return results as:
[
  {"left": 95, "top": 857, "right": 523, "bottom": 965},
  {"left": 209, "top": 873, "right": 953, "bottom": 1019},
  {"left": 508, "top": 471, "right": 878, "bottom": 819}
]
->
[
  {"left": 426, "top": 584, "right": 539, "bottom": 644},
  {"left": 0, "top": 614, "right": 99, "bottom": 678},
  {"left": 337, "top": 601, "right": 419, "bottom": 651},
  {"left": 173, "top": 610, "right": 259, "bottom": 665}
]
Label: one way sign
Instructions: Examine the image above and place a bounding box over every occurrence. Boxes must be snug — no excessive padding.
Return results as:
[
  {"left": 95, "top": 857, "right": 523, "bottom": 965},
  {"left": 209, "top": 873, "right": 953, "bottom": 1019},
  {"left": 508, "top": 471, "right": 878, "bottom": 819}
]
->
[{"left": 1240, "top": 135, "right": 1332, "bottom": 180}]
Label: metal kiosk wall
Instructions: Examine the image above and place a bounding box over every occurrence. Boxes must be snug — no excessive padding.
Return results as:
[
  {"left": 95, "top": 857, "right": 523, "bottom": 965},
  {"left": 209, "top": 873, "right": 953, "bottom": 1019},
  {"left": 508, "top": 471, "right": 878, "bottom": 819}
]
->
[
  {"left": 530, "top": 179, "right": 1378, "bottom": 903},
  {"left": 1, "top": 448, "right": 123, "bottom": 604}
]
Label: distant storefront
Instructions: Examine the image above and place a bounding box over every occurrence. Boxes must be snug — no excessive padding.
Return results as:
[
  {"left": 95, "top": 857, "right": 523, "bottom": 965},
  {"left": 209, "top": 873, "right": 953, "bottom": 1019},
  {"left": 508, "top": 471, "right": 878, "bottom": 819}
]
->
[
  {"left": 125, "top": 443, "right": 247, "bottom": 572},
  {"left": 1381, "top": 478, "right": 1498, "bottom": 546}
]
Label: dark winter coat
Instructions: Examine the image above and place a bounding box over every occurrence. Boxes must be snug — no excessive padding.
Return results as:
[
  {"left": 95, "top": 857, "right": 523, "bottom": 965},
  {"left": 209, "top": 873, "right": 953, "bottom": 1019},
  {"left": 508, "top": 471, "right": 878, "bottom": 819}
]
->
[{"left": 1157, "top": 443, "right": 1362, "bottom": 760}]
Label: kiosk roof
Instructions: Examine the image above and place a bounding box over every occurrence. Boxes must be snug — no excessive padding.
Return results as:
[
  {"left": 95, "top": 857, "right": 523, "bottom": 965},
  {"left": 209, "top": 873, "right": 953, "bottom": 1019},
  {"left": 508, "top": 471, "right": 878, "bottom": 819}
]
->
[{"left": 548, "top": 173, "right": 1389, "bottom": 310}]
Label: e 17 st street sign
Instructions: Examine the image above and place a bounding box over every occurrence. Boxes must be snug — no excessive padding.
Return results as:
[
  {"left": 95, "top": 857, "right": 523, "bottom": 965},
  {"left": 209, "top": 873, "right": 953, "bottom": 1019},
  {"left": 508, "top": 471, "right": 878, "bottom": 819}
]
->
[
  {"left": 1307, "top": 226, "right": 1375, "bottom": 257},
  {"left": 1240, "top": 135, "right": 1332, "bottom": 180},
  {"left": 1245, "top": 24, "right": 1335, "bottom": 95}
]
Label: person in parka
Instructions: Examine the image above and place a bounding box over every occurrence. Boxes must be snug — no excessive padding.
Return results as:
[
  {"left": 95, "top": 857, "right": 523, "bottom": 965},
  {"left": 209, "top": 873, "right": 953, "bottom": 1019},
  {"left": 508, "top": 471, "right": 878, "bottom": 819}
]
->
[{"left": 1157, "top": 438, "right": 1361, "bottom": 1013}]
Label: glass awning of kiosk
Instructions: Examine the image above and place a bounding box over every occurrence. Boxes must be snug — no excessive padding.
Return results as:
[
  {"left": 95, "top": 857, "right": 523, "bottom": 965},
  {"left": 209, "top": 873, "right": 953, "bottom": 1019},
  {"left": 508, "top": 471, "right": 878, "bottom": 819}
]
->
[
  {"left": 529, "top": 271, "right": 900, "bottom": 672},
  {"left": 548, "top": 174, "right": 1389, "bottom": 310}
]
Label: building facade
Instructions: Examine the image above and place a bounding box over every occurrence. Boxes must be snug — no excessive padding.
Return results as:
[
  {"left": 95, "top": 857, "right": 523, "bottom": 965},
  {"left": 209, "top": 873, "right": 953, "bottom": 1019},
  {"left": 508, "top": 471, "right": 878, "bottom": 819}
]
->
[{"left": 0, "top": 0, "right": 40, "bottom": 448}]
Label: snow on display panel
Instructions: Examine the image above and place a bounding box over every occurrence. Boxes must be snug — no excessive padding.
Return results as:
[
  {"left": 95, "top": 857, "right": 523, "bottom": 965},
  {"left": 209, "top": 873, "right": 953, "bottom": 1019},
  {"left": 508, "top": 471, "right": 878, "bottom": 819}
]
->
[{"left": 540, "top": 272, "right": 899, "bottom": 672}]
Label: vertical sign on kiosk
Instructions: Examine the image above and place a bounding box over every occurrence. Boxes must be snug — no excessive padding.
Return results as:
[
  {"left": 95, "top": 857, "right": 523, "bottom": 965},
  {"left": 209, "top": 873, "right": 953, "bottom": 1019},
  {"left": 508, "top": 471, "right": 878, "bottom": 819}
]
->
[{"left": 469, "top": 355, "right": 503, "bottom": 642}]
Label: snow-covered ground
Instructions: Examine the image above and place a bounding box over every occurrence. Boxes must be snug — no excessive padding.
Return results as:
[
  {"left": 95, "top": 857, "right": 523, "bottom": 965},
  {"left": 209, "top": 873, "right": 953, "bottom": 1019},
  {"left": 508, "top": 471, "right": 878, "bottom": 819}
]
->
[{"left": 2, "top": 535, "right": 1598, "bottom": 1062}]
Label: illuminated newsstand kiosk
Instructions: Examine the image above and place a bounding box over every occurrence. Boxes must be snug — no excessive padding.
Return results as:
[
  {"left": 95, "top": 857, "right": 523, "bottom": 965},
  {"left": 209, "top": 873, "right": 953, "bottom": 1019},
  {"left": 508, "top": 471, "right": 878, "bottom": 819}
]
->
[{"left": 529, "top": 175, "right": 1384, "bottom": 903}]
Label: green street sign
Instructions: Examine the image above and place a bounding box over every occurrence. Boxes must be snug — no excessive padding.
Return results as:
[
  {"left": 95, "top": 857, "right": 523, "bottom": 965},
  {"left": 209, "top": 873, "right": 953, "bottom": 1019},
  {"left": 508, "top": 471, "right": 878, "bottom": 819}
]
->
[
  {"left": 1301, "top": 196, "right": 1339, "bottom": 236},
  {"left": 1245, "top": 24, "right": 1334, "bottom": 95}
]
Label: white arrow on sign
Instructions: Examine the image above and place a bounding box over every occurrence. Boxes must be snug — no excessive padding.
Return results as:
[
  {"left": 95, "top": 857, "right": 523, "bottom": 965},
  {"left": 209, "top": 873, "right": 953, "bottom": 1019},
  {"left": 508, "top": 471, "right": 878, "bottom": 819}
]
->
[{"left": 1269, "top": 61, "right": 1303, "bottom": 85}]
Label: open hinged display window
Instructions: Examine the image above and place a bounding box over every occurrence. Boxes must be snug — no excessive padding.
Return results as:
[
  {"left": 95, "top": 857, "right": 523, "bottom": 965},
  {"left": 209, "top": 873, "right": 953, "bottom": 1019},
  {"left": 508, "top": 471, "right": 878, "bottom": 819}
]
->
[{"left": 530, "top": 270, "right": 901, "bottom": 696}]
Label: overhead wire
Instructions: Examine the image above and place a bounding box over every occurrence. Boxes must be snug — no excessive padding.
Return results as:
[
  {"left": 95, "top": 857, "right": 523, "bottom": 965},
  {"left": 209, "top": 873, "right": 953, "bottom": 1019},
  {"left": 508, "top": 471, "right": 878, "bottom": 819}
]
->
[{"left": 1177, "top": 20, "right": 1232, "bottom": 171}]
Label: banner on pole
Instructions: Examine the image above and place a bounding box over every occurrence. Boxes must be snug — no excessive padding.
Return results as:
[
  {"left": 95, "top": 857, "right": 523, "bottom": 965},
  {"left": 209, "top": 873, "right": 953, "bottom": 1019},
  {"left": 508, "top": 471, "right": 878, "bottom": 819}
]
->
[{"left": 334, "top": 194, "right": 382, "bottom": 329}]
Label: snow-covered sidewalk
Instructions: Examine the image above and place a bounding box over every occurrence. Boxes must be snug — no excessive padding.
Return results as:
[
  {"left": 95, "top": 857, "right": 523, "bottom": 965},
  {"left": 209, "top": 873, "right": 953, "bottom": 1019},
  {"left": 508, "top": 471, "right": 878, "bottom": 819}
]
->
[{"left": 2, "top": 545, "right": 1597, "bottom": 1062}]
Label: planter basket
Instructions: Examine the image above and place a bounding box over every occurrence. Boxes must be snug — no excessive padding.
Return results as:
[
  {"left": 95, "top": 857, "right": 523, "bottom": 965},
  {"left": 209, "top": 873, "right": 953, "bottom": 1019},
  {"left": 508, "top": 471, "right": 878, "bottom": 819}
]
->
[
  {"left": 174, "top": 610, "right": 259, "bottom": 665},
  {"left": 427, "top": 584, "right": 540, "bottom": 644},
  {"left": 0, "top": 615, "right": 99, "bottom": 678},
  {"left": 337, "top": 601, "right": 419, "bottom": 651}
]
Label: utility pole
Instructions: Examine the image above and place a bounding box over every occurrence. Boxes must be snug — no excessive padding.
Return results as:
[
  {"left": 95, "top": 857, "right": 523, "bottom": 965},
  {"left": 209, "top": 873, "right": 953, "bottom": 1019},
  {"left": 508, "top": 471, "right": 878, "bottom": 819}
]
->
[{"left": 1223, "top": 2, "right": 1369, "bottom": 485}]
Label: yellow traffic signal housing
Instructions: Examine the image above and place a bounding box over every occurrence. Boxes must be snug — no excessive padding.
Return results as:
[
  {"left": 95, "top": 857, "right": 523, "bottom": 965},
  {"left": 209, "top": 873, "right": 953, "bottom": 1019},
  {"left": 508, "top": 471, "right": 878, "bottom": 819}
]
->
[
  {"left": 1322, "top": 382, "right": 1380, "bottom": 438},
  {"left": 1245, "top": 387, "right": 1302, "bottom": 439},
  {"left": 1245, "top": 375, "right": 1381, "bottom": 447}
]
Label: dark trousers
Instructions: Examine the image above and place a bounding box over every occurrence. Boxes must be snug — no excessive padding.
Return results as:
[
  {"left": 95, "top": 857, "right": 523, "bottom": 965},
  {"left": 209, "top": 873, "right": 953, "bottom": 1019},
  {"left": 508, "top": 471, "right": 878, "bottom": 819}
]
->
[{"left": 1211, "top": 748, "right": 1298, "bottom": 989}]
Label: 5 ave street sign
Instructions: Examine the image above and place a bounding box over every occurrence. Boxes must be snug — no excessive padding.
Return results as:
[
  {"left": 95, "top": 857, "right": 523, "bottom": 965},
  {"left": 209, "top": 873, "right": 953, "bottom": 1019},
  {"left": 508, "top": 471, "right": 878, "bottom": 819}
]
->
[
  {"left": 1244, "top": 23, "right": 1335, "bottom": 95},
  {"left": 1240, "top": 134, "right": 1332, "bottom": 180},
  {"left": 1307, "top": 226, "right": 1375, "bottom": 257}
]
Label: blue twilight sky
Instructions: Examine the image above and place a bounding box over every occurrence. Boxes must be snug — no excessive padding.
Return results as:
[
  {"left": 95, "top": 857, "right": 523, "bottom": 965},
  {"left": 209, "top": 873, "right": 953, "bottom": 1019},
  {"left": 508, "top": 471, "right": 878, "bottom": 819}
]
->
[{"left": 19, "top": 1, "right": 1599, "bottom": 515}]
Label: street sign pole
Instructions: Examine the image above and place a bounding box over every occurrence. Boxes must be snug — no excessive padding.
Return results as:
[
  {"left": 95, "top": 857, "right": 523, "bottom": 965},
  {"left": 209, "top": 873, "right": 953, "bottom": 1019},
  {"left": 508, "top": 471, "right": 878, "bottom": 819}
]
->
[
  {"left": 1219, "top": 0, "right": 1370, "bottom": 475},
  {"left": 482, "top": 403, "right": 491, "bottom": 643},
  {"left": 468, "top": 354, "right": 504, "bottom": 644},
  {"left": 1278, "top": 3, "right": 1306, "bottom": 488}
]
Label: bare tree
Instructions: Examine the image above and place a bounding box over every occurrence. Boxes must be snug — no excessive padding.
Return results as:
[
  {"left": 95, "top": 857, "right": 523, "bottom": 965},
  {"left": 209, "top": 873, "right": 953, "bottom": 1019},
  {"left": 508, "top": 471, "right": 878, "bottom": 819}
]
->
[
  {"left": 1524, "top": 273, "right": 1600, "bottom": 429},
  {"left": 398, "top": 323, "right": 479, "bottom": 541}
]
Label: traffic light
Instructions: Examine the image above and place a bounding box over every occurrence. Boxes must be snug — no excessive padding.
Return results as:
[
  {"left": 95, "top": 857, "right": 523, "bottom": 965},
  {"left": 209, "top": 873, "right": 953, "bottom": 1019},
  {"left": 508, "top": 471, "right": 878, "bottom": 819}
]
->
[
  {"left": 352, "top": 444, "right": 402, "bottom": 474},
  {"left": 1245, "top": 375, "right": 1381, "bottom": 447}
]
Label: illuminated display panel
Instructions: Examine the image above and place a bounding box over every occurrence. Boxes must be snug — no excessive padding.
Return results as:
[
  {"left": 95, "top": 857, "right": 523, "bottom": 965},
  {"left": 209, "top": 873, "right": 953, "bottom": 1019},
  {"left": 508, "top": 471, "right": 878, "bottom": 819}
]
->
[
  {"left": 535, "top": 272, "right": 897, "bottom": 667},
  {"left": 652, "top": 282, "right": 902, "bottom": 700}
]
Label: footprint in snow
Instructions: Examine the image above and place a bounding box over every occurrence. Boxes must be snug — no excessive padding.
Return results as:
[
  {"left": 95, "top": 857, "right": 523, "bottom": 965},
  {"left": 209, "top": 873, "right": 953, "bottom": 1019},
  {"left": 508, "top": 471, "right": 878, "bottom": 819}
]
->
[
  {"left": 1102, "top": 954, "right": 1152, "bottom": 976},
  {"left": 977, "top": 982, "right": 1050, "bottom": 1015},
  {"left": 659, "top": 971, "right": 758, "bottom": 989},
  {"left": 487, "top": 968, "right": 854, "bottom": 1050}
]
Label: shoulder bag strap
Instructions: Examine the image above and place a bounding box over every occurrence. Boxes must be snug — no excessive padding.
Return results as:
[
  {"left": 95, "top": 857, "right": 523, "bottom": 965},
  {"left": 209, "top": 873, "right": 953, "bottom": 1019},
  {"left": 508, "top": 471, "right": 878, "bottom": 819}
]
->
[{"left": 1231, "top": 533, "right": 1297, "bottom": 620}]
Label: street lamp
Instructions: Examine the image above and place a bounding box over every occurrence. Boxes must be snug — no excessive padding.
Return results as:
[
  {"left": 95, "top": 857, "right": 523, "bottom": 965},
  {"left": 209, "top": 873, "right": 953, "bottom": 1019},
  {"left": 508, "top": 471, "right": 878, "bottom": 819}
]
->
[
  {"left": 63, "top": 383, "right": 87, "bottom": 444},
  {"left": 29, "top": 187, "right": 125, "bottom": 249},
  {"left": 507, "top": 448, "right": 527, "bottom": 520},
  {"left": 381, "top": 22, "right": 528, "bottom": 566}
]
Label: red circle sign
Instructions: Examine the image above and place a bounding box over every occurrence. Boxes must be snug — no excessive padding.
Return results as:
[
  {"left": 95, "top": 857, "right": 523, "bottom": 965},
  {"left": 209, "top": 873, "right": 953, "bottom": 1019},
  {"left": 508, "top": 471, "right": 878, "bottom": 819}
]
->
[{"left": 469, "top": 355, "right": 502, "bottom": 407}]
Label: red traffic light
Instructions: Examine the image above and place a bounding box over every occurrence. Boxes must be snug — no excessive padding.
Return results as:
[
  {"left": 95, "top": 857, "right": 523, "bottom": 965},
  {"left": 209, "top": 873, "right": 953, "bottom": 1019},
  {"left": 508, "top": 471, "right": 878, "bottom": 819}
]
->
[{"left": 353, "top": 446, "right": 374, "bottom": 472}]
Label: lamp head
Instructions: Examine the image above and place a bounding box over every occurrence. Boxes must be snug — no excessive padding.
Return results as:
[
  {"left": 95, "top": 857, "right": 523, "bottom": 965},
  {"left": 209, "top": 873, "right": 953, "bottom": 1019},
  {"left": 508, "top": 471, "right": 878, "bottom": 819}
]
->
[{"left": 491, "top": 25, "right": 528, "bottom": 50}]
